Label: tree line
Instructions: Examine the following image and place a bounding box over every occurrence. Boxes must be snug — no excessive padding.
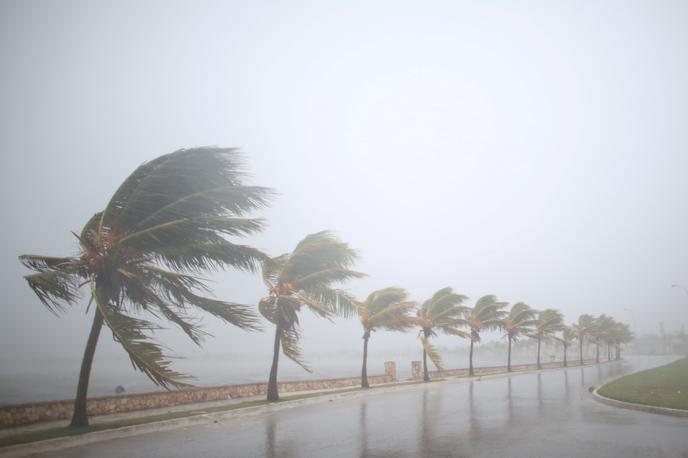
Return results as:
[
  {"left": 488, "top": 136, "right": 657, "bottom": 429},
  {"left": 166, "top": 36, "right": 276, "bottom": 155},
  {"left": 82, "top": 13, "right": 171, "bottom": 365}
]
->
[{"left": 19, "top": 147, "right": 633, "bottom": 428}]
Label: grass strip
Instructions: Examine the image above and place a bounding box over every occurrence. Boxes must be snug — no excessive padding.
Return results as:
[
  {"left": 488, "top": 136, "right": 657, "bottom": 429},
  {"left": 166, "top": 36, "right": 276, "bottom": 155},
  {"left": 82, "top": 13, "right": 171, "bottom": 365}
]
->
[{"left": 598, "top": 356, "right": 688, "bottom": 411}]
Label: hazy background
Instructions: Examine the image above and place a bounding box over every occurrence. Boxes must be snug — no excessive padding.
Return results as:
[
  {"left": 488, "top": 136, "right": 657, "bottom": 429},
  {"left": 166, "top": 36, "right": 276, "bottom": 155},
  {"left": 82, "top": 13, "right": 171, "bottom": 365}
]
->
[{"left": 1, "top": 0, "right": 687, "bottom": 403}]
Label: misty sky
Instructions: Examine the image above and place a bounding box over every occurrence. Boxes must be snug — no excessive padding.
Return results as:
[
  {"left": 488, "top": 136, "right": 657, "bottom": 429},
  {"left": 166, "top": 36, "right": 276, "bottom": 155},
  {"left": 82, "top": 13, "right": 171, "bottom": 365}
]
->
[{"left": 1, "top": 0, "right": 687, "bottom": 384}]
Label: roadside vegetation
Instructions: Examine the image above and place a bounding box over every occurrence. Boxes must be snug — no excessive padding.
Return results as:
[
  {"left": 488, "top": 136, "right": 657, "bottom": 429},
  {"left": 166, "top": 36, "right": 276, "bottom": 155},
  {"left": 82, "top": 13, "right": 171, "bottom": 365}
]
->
[
  {"left": 598, "top": 357, "right": 688, "bottom": 411},
  {"left": 17, "top": 147, "right": 634, "bottom": 429}
]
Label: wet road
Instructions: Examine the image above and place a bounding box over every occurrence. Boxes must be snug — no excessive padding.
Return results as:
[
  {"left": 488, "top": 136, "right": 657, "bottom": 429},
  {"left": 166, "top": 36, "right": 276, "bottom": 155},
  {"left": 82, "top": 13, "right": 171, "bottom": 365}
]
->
[{"left": 38, "top": 356, "right": 687, "bottom": 458}]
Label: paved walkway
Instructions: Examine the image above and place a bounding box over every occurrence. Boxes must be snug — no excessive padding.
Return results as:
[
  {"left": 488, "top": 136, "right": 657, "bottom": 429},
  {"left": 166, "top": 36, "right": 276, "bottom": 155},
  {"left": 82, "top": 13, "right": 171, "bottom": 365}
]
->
[{"left": 23, "top": 355, "right": 687, "bottom": 457}]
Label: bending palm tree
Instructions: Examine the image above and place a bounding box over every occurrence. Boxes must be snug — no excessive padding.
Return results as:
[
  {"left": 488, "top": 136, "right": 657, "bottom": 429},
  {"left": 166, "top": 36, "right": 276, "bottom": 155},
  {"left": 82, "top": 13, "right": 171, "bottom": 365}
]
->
[
  {"left": 460, "top": 295, "right": 507, "bottom": 376},
  {"left": 415, "top": 288, "right": 470, "bottom": 382},
  {"left": 593, "top": 314, "right": 614, "bottom": 363},
  {"left": 20, "top": 148, "right": 270, "bottom": 427},
  {"left": 555, "top": 326, "right": 576, "bottom": 367},
  {"left": 572, "top": 314, "right": 595, "bottom": 366},
  {"left": 610, "top": 321, "right": 633, "bottom": 360},
  {"left": 532, "top": 309, "right": 564, "bottom": 369},
  {"left": 355, "top": 287, "right": 416, "bottom": 388},
  {"left": 503, "top": 302, "right": 536, "bottom": 372},
  {"left": 259, "top": 231, "right": 364, "bottom": 401}
]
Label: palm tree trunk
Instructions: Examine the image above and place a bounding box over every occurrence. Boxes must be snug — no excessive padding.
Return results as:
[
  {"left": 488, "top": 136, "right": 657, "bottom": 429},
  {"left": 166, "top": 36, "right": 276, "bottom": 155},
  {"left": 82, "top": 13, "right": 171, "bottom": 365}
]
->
[
  {"left": 536, "top": 335, "right": 541, "bottom": 369},
  {"left": 70, "top": 309, "right": 104, "bottom": 428},
  {"left": 267, "top": 323, "right": 281, "bottom": 401},
  {"left": 422, "top": 328, "right": 430, "bottom": 382},
  {"left": 579, "top": 336, "right": 584, "bottom": 365},
  {"left": 469, "top": 338, "right": 475, "bottom": 376},
  {"left": 563, "top": 343, "right": 567, "bottom": 367},
  {"left": 507, "top": 337, "right": 512, "bottom": 372},
  {"left": 595, "top": 340, "right": 600, "bottom": 364},
  {"left": 361, "top": 330, "right": 370, "bottom": 388}
]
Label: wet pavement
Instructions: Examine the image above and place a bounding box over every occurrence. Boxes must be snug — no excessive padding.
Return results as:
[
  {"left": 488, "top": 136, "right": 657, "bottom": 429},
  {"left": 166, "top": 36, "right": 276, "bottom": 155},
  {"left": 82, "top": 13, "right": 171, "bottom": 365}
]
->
[{"left": 35, "top": 356, "right": 688, "bottom": 457}]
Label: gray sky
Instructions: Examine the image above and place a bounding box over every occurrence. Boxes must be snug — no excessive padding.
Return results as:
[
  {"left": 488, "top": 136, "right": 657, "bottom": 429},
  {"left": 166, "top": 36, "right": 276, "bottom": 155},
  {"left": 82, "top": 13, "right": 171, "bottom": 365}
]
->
[{"left": 1, "top": 0, "right": 687, "bottom": 384}]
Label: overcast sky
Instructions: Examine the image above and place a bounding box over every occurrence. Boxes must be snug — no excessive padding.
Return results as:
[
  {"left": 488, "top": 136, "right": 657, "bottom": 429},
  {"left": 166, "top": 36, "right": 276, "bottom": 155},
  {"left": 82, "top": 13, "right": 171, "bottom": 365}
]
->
[{"left": 1, "top": 0, "right": 687, "bottom": 386}]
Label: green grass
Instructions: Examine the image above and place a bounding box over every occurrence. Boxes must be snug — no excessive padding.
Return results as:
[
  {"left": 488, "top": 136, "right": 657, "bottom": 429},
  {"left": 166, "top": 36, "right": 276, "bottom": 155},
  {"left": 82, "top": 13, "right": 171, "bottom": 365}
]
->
[
  {"left": 598, "top": 356, "right": 688, "bottom": 410},
  {"left": 0, "top": 388, "right": 366, "bottom": 448}
]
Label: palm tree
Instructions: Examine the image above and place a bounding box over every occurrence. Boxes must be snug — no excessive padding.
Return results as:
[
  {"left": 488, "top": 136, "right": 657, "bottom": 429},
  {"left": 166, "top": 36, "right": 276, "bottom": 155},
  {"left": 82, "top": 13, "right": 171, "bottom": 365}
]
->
[
  {"left": 460, "top": 295, "right": 508, "bottom": 376},
  {"left": 597, "top": 314, "right": 616, "bottom": 362},
  {"left": 259, "top": 231, "right": 364, "bottom": 401},
  {"left": 19, "top": 147, "right": 270, "bottom": 427},
  {"left": 502, "top": 302, "right": 536, "bottom": 372},
  {"left": 532, "top": 309, "right": 564, "bottom": 369},
  {"left": 592, "top": 314, "right": 614, "bottom": 363},
  {"left": 610, "top": 321, "right": 633, "bottom": 360},
  {"left": 355, "top": 287, "right": 416, "bottom": 388},
  {"left": 415, "top": 288, "right": 470, "bottom": 382},
  {"left": 572, "top": 314, "right": 596, "bottom": 365},
  {"left": 555, "top": 326, "right": 576, "bottom": 367}
]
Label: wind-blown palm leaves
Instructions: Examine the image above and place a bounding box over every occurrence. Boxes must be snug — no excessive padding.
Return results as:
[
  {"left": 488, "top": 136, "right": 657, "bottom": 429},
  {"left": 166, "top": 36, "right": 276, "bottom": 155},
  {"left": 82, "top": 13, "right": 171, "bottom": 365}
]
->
[
  {"left": 572, "top": 314, "right": 596, "bottom": 365},
  {"left": 355, "top": 287, "right": 416, "bottom": 388},
  {"left": 502, "top": 302, "right": 537, "bottom": 372},
  {"left": 259, "top": 231, "right": 365, "bottom": 401},
  {"left": 609, "top": 321, "right": 633, "bottom": 360},
  {"left": 459, "top": 295, "right": 508, "bottom": 376},
  {"left": 531, "top": 309, "right": 565, "bottom": 369},
  {"left": 592, "top": 314, "right": 615, "bottom": 363},
  {"left": 415, "top": 288, "right": 470, "bottom": 381},
  {"left": 20, "top": 147, "right": 270, "bottom": 427},
  {"left": 555, "top": 326, "right": 576, "bottom": 367}
]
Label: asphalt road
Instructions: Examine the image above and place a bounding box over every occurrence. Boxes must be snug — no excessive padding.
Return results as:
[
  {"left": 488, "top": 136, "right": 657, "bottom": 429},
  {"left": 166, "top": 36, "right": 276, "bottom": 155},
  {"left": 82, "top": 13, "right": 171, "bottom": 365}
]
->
[{"left": 36, "top": 355, "right": 687, "bottom": 458}]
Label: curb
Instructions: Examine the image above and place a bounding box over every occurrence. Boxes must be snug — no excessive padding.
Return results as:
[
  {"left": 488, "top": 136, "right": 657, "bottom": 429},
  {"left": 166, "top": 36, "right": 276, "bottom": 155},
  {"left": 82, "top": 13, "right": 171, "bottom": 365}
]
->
[
  {"left": 0, "top": 360, "right": 616, "bottom": 457},
  {"left": 0, "top": 381, "right": 427, "bottom": 458},
  {"left": 592, "top": 383, "right": 688, "bottom": 418}
]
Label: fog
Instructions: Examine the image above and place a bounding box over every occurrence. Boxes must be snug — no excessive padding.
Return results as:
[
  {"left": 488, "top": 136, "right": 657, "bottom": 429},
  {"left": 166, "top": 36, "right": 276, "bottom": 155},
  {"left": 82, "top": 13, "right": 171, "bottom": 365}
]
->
[{"left": 1, "top": 0, "right": 687, "bottom": 401}]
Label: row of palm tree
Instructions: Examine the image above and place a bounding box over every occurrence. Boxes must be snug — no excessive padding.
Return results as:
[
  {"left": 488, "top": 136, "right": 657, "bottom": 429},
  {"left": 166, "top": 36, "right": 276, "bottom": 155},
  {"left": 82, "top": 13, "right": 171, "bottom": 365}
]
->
[
  {"left": 355, "top": 288, "right": 632, "bottom": 384},
  {"left": 18, "top": 147, "right": 632, "bottom": 428}
]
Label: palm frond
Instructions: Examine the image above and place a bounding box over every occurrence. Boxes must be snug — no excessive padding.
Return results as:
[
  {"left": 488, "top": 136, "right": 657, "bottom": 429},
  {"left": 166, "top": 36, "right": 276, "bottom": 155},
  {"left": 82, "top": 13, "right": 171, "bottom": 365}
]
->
[
  {"left": 259, "top": 295, "right": 301, "bottom": 327},
  {"left": 92, "top": 282, "right": 191, "bottom": 389},
  {"left": 420, "top": 335, "right": 443, "bottom": 370},
  {"left": 120, "top": 216, "right": 265, "bottom": 251},
  {"left": 261, "top": 254, "right": 290, "bottom": 288},
  {"left": 299, "top": 287, "right": 358, "bottom": 318},
  {"left": 365, "top": 287, "right": 410, "bottom": 313},
  {"left": 183, "top": 292, "right": 261, "bottom": 331},
  {"left": 155, "top": 239, "right": 267, "bottom": 274},
  {"left": 280, "top": 231, "right": 359, "bottom": 282},
  {"left": 20, "top": 254, "right": 87, "bottom": 314},
  {"left": 367, "top": 301, "right": 417, "bottom": 331},
  {"left": 280, "top": 324, "right": 311, "bottom": 373},
  {"left": 99, "top": 147, "right": 271, "bottom": 237},
  {"left": 22, "top": 271, "right": 82, "bottom": 314},
  {"left": 441, "top": 326, "right": 471, "bottom": 339},
  {"left": 294, "top": 268, "right": 366, "bottom": 291}
]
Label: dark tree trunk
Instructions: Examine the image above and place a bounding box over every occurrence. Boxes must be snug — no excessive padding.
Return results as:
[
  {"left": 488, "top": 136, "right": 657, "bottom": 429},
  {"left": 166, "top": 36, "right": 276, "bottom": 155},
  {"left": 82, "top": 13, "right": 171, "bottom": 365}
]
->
[
  {"left": 507, "top": 336, "right": 512, "bottom": 372},
  {"left": 579, "top": 336, "right": 584, "bottom": 365},
  {"left": 469, "top": 337, "right": 475, "bottom": 376},
  {"left": 563, "top": 343, "right": 567, "bottom": 367},
  {"left": 267, "top": 323, "right": 281, "bottom": 401},
  {"left": 595, "top": 340, "right": 600, "bottom": 364},
  {"left": 422, "top": 328, "right": 430, "bottom": 382},
  {"left": 536, "top": 335, "right": 542, "bottom": 369},
  {"left": 361, "top": 330, "right": 370, "bottom": 388},
  {"left": 70, "top": 309, "right": 104, "bottom": 428}
]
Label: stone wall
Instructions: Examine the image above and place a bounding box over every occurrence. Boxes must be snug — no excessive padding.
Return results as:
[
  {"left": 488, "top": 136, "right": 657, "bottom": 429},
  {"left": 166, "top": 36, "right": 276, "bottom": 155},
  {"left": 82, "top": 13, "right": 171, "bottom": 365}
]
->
[
  {"left": 410, "top": 359, "right": 602, "bottom": 380},
  {"left": 0, "top": 362, "right": 397, "bottom": 428}
]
